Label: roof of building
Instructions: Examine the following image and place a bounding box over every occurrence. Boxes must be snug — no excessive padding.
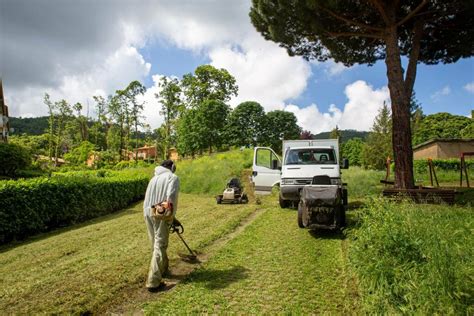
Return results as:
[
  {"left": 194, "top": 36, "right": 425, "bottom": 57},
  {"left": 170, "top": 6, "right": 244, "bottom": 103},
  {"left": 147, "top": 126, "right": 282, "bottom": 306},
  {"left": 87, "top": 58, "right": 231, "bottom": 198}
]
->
[{"left": 413, "top": 138, "right": 474, "bottom": 150}]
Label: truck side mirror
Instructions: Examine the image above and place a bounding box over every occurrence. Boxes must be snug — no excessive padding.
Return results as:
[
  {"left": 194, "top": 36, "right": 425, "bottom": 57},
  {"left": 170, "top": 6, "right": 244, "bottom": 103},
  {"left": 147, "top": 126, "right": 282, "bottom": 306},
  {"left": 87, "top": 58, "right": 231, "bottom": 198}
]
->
[
  {"left": 341, "top": 158, "right": 349, "bottom": 169},
  {"left": 271, "top": 159, "right": 280, "bottom": 170}
]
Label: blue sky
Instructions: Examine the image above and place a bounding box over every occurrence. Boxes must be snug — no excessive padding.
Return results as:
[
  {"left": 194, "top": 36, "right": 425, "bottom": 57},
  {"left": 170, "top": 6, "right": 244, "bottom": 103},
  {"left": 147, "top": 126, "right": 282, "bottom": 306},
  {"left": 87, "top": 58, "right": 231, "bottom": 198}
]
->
[{"left": 2, "top": 0, "right": 473, "bottom": 134}]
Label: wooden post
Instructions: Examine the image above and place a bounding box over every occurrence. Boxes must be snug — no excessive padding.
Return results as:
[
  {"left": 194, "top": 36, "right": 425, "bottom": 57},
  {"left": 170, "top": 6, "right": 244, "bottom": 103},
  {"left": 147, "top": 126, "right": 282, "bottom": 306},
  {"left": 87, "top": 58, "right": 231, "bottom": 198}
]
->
[
  {"left": 385, "top": 156, "right": 391, "bottom": 183},
  {"left": 428, "top": 158, "right": 434, "bottom": 187}
]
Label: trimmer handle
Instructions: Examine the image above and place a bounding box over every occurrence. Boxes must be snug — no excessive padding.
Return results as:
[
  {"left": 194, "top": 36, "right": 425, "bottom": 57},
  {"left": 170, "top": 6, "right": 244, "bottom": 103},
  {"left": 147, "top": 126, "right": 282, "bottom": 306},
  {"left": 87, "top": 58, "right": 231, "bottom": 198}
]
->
[{"left": 170, "top": 217, "right": 184, "bottom": 234}]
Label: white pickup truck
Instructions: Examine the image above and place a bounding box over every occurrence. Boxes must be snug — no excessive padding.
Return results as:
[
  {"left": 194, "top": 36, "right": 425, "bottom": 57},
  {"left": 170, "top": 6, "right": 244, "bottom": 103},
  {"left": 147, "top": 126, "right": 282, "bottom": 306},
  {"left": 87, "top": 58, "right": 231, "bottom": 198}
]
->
[{"left": 251, "top": 139, "right": 348, "bottom": 208}]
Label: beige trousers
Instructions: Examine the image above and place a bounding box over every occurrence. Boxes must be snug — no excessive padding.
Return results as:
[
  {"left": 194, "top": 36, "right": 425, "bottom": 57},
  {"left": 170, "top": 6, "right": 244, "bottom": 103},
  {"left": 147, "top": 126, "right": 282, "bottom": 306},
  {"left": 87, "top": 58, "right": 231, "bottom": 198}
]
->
[{"left": 145, "top": 216, "right": 170, "bottom": 288}]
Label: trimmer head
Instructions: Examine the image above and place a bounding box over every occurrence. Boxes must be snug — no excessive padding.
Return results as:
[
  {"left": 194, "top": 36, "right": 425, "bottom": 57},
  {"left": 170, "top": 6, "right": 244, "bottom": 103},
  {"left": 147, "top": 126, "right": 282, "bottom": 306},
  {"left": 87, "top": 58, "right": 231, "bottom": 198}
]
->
[{"left": 178, "top": 252, "right": 199, "bottom": 263}]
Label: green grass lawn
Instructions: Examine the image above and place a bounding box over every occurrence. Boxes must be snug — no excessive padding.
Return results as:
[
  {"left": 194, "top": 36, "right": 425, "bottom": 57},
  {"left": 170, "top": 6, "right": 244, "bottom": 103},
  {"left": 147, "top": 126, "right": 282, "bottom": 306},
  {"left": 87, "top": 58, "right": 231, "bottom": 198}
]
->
[
  {"left": 144, "top": 194, "right": 359, "bottom": 315},
  {"left": 0, "top": 193, "right": 257, "bottom": 314},
  {"left": 1, "top": 152, "right": 471, "bottom": 314}
]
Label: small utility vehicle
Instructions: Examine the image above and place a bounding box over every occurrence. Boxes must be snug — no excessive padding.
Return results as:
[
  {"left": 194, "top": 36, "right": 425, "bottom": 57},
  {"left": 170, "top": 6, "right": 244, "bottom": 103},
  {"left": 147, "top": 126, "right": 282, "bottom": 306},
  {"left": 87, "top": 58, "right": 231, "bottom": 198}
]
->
[{"left": 216, "top": 178, "right": 249, "bottom": 204}]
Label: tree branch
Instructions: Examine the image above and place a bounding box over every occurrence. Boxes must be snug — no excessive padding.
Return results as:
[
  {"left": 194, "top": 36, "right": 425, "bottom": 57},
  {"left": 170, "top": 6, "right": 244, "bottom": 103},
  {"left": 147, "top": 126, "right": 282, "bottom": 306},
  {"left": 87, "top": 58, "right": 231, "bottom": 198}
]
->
[
  {"left": 368, "top": 0, "right": 391, "bottom": 25},
  {"left": 404, "top": 20, "right": 424, "bottom": 98},
  {"left": 318, "top": 5, "right": 384, "bottom": 32},
  {"left": 327, "top": 31, "right": 384, "bottom": 39},
  {"left": 397, "top": 0, "right": 429, "bottom": 27}
]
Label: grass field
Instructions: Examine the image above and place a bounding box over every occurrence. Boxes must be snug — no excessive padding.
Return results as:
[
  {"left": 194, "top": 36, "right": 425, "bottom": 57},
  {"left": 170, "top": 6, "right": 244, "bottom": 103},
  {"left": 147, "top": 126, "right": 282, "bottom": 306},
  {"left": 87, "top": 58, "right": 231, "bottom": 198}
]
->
[{"left": 1, "top": 150, "right": 472, "bottom": 314}]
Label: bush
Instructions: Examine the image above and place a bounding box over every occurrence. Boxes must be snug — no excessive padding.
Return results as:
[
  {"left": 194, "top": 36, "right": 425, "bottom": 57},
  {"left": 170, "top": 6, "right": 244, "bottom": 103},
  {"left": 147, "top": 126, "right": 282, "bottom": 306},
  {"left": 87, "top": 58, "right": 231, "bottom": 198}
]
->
[
  {"left": 348, "top": 198, "right": 473, "bottom": 314},
  {"left": 0, "top": 143, "right": 32, "bottom": 177},
  {"left": 0, "top": 171, "right": 149, "bottom": 244},
  {"left": 414, "top": 158, "right": 474, "bottom": 173}
]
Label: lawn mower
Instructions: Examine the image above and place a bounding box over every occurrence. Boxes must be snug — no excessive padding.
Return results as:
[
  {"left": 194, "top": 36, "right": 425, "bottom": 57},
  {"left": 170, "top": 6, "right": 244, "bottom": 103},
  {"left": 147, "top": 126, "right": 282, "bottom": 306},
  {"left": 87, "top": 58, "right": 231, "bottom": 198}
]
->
[{"left": 216, "top": 178, "right": 249, "bottom": 204}]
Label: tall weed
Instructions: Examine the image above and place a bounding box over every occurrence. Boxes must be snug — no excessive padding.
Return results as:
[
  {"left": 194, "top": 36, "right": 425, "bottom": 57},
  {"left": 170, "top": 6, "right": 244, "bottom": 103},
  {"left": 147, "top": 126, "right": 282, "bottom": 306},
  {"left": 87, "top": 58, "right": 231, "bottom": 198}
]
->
[
  {"left": 176, "top": 149, "right": 253, "bottom": 195},
  {"left": 348, "top": 198, "right": 473, "bottom": 314}
]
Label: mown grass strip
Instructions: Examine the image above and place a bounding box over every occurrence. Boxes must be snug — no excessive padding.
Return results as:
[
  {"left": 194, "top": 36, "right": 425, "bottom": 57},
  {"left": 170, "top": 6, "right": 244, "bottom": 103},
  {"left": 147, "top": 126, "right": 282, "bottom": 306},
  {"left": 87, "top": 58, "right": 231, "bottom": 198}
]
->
[
  {"left": 0, "top": 193, "right": 256, "bottom": 315},
  {"left": 144, "top": 194, "right": 359, "bottom": 314}
]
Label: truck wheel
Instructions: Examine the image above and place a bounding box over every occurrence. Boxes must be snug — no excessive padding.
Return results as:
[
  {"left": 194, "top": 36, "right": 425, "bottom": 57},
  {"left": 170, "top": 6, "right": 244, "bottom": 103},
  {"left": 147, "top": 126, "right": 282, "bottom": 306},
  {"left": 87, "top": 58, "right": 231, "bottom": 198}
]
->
[
  {"left": 337, "top": 205, "right": 346, "bottom": 228},
  {"left": 342, "top": 189, "right": 348, "bottom": 206},
  {"left": 297, "top": 203, "right": 305, "bottom": 228},
  {"left": 279, "top": 195, "right": 290, "bottom": 209}
]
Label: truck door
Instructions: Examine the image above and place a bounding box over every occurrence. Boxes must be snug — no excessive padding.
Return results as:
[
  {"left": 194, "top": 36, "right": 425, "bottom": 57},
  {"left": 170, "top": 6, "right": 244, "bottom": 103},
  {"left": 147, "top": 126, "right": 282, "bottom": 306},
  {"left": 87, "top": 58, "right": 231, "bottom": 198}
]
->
[{"left": 252, "top": 147, "right": 281, "bottom": 194}]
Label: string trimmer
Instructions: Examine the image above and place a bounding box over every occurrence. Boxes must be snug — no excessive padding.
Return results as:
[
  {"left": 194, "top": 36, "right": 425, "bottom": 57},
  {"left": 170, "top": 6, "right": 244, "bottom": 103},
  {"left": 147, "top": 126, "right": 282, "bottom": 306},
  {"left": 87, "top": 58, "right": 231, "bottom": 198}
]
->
[{"left": 169, "top": 218, "right": 198, "bottom": 263}]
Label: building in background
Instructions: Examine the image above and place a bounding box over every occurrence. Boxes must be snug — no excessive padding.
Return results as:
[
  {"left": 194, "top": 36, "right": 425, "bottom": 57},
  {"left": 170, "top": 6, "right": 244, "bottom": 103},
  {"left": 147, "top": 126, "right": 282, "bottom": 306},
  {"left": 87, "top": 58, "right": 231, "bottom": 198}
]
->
[
  {"left": 413, "top": 139, "right": 474, "bottom": 159},
  {"left": 0, "top": 79, "right": 10, "bottom": 143}
]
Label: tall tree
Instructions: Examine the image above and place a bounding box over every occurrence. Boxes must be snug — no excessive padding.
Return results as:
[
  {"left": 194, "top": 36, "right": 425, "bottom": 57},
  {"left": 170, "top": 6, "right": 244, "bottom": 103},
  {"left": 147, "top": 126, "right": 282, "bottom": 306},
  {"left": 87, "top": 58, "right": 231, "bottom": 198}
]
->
[
  {"left": 53, "top": 99, "right": 73, "bottom": 166},
  {"left": 250, "top": 0, "right": 474, "bottom": 188},
  {"left": 362, "top": 103, "right": 393, "bottom": 170},
  {"left": 119, "top": 81, "right": 146, "bottom": 162},
  {"left": 264, "top": 110, "right": 302, "bottom": 153},
  {"left": 413, "top": 112, "right": 473, "bottom": 145},
  {"left": 226, "top": 101, "right": 267, "bottom": 147},
  {"left": 181, "top": 65, "right": 238, "bottom": 108},
  {"left": 156, "top": 76, "right": 182, "bottom": 159},
  {"left": 196, "top": 100, "right": 230, "bottom": 153},
  {"left": 43, "top": 93, "right": 55, "bottom": 161}
]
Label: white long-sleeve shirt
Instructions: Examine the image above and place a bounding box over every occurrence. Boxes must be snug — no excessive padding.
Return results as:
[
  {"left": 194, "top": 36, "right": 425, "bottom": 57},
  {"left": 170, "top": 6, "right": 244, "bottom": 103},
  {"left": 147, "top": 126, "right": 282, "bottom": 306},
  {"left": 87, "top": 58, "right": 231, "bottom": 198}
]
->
[{"left": 143, "top": 166, "right": 180, "bottom": 217}]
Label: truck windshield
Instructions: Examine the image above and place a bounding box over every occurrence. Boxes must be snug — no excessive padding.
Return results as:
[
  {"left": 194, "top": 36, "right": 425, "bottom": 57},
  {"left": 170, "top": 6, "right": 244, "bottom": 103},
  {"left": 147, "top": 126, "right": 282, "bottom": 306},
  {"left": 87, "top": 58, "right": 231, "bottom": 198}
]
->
[{"left": 285, "top": 148, "right": 337, "bottom": 165}]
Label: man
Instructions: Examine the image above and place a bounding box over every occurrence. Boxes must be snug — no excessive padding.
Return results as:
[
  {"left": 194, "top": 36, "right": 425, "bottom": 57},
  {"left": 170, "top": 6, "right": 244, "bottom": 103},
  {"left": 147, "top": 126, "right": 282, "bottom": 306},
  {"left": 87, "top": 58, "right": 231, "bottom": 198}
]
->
[{"left": 143, "top": 160, "right": 180, "bottom": 292}]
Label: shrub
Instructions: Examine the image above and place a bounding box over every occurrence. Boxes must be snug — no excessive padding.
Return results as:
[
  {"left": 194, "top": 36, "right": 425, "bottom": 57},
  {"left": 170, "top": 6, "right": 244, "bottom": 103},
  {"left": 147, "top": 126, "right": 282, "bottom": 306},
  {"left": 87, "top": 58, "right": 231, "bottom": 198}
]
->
[
  {"left": 0, "top": 143, "right": 32, "bottom": 177},
  {"left": 348, "top": 198, "right": 473, "bottom": 314},
  {"left": 0, "top": 172, "right": 149, "bottom": 244},
  {"left": 414, "top": 158, "right": 474, "bottom": 173}
]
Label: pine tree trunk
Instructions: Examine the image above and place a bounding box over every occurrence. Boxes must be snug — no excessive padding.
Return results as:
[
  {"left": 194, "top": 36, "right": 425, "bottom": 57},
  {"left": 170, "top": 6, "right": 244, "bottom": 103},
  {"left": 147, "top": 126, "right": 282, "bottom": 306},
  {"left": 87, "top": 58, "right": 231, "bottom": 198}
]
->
[{"left": 385, "top": 26, "right": 415, "bottom": 189}]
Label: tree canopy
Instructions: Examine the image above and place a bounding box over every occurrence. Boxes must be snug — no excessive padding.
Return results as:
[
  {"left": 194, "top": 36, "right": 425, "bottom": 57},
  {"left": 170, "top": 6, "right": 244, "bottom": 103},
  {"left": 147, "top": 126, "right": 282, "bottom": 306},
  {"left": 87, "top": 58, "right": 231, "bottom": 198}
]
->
[{"left": 413, "top": 112, "right": 474, "bottom": 145}]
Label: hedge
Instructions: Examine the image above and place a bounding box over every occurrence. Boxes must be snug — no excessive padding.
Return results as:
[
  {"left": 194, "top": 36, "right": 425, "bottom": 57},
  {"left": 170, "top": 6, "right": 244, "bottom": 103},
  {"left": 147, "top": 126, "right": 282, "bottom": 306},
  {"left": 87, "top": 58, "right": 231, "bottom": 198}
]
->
[
  {"left": 0, "top": 173, "right": 149, "bottom": 244},
  {"left": 414, "top": 159, "right": 474, "bottom": 173}
]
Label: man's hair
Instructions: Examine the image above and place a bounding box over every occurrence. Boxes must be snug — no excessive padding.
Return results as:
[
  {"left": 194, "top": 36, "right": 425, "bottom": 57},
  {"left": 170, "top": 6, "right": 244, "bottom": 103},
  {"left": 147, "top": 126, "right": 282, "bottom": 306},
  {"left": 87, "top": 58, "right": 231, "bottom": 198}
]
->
[{"left": 161, "top": 160, "right": 176, "bottom": 172}]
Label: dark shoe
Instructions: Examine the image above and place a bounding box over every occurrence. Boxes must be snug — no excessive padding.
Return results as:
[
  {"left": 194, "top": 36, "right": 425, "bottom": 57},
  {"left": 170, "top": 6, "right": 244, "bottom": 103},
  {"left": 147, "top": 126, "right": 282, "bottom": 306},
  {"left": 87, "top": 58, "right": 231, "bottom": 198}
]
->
[{"left": 147, "top": 282, "right": 166, "bottom": 293}]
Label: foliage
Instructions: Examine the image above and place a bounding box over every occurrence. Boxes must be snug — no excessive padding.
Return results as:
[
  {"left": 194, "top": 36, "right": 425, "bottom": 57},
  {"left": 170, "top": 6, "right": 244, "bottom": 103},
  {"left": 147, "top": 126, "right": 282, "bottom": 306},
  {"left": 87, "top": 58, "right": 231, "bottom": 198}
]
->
[
  {"left": 9, "top": 134, "right": 50, "bottom": 156},
  {"left": 0, "top": 170, "right": 150, "bottom": 243},
  {"left": 181, "top": 65, "right": 238, "bottom": 107},
  {"left": 196, "top": 100, "right": 230, "bottom": 153},
  {"left": 226, "top": 101, "right": 267, "bottom": 147},
  {"left": 9, "top": 116, "right": 49, "bottom": 135},
  {"left": 361, "top": 104, "right": 392, "bottom": 170},
  {"left": 264, "top": 110, "right": 301, "bottom": 153},
  {"left": 413, "top": 158, "right": 474, "bottom": 173},
  {"left": 348, "top": 198, "right": 473, "bottom": 314},
  {"left": 64, "top": 141, "right": 95, "bottom": 165},
  {"left": 341, "top": 138, "right": 364, "bottom": 166},
  {"left": 413, "top": 112, "right": 474, "bottom": 145},
  {"left": 0, "top": 143, "right": 32, "bottom": 177}
]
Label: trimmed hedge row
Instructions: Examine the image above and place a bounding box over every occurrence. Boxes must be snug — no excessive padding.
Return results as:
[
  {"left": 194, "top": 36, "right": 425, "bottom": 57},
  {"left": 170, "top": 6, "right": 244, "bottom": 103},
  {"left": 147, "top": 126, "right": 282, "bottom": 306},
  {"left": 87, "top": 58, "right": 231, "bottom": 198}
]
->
[
  {"left": 0, "top": 173, "right": 149, "bottom": 244},
  {"left": 414, "top": 158, "right": 474, "bottom": 173}
]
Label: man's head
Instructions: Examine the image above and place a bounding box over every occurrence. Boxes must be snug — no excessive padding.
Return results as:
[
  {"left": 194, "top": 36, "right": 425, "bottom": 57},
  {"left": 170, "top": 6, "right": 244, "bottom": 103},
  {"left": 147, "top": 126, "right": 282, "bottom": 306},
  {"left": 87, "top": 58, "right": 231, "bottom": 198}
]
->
[{"left": 161, "top": 160, "right": 176, "bottom": 173}]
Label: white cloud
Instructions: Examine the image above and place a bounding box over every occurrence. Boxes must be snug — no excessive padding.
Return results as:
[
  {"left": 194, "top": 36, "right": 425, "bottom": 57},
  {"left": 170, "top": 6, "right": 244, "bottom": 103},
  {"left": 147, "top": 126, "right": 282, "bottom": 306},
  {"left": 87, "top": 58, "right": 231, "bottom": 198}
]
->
[
  {"left": 283, "top": 80, "right": 390, "bottom": 134},
  {"left": 209, "top": 35, "right": 311, "bottom": 111},
  {"left": 464, "top": 82, "right": 474, "bottom": 94},
  {"left": 431, "top": 85, "right": 451, "bottom": 101},
  {"left": 8, "top": 45, "right": 151, "bottom": 118}
]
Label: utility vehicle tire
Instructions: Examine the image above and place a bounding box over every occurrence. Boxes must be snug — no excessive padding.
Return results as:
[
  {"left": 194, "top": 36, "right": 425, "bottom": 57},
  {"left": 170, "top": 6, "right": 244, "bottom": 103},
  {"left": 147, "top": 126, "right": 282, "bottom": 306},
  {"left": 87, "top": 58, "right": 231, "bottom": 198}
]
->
[
  {"left": 342, "top": 189, "right": 348, "bottom": 206},
  {"left": 216, "top": 196, "right": 222, "bottom": 204},
  {"left": 279, "top": 195, "right": 290, "bottom": 209},
  {"left": 337, "top": 205, "right": 346, "bottom": 228},
  {"left": 297, "top": 203, "right": 305, "bottom": 228}
]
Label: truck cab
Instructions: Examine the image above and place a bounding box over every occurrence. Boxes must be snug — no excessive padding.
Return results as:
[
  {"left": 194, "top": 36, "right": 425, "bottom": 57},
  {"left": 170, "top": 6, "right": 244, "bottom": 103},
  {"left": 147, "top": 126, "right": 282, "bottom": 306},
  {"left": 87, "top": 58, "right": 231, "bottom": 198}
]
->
[{"left": 251, "top": 139, "right": 348, "bottom": 209}]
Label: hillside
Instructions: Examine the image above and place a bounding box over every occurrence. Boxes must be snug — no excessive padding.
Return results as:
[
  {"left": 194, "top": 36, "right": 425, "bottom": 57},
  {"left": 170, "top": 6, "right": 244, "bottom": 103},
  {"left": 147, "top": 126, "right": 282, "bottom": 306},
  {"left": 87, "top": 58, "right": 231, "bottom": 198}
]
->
[
  {"left": 313, "top": 129, "right": 369, "bottom": 142},
  {"left": 10, "top": 116, "right": 49, "bottom": 135}
]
